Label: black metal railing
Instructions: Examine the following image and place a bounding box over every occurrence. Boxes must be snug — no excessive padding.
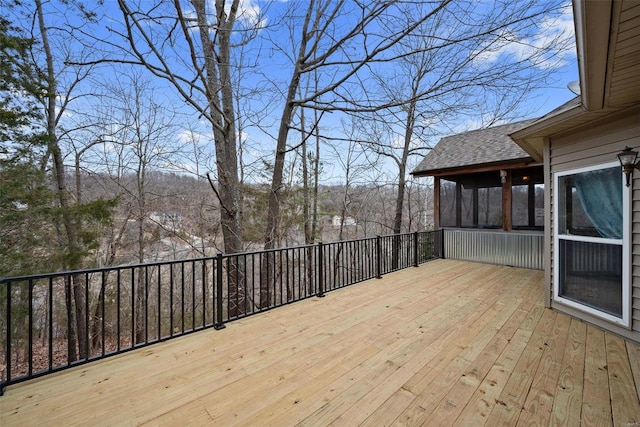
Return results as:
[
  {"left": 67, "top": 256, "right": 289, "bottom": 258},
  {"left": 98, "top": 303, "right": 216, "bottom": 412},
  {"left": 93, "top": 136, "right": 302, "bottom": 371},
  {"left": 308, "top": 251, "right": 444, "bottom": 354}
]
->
[{"left": 0, "top": 230, "right": 443, "bottom": 394}]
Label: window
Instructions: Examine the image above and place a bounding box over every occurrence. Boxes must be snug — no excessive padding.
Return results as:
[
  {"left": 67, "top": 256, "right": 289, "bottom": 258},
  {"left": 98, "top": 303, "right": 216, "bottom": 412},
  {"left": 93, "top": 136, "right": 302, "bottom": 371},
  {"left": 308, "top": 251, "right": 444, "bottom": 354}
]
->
[{"left": 554, "top": 162, "right": 630, "bottom": 326}]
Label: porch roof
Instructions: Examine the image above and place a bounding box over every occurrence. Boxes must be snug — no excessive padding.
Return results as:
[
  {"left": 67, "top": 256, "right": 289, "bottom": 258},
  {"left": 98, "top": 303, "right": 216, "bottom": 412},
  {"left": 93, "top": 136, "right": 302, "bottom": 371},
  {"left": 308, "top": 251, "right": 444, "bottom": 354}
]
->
[
  {"left": 411, "top": 120, "right": 537, "bottom": 177},
  {"left": 2, "top": 259, "right": 639, "bottom": 426}
]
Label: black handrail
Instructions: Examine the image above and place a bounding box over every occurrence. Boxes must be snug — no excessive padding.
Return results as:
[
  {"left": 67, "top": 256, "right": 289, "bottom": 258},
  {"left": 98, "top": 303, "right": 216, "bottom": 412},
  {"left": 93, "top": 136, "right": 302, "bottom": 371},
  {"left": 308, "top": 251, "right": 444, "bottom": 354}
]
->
[{"left": 0, "top": 230, "right": 443, "bottom": 394}]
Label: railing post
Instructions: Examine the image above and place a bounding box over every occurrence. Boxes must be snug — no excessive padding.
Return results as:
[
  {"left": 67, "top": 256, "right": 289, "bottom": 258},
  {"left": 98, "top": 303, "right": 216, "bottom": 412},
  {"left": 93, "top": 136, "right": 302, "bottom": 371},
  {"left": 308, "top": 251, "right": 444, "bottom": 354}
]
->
[
  {"left": 317, "top": 242, "right": 325, "bottom": 297},
  {"left": 4, "top": 281, "right": 12, "bottom": 394},
  {"left": 28, "top": 279, "right": 33, "bottom": 375},
  {"left": 413, "top": 231, "right": 419, "bottom": 267},
  {"left": 376, "top": 235, "right": 382, "bottom": 279},
  {"left": 214, "top": 252, "right": 226, "bottom": 330}
]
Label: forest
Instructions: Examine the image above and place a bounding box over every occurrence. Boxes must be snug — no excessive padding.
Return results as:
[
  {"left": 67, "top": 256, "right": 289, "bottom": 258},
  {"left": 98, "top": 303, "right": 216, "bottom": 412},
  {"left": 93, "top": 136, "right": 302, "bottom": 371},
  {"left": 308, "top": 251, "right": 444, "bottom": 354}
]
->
[
  {"left": 50, "top": 170, "right": 434, "bottom": 267},
  {"left": 0, "top": 0, "right": 575, "bottom": 276},
  {"left": 1, "top": 0, "right": 575, "bottom": 383}
]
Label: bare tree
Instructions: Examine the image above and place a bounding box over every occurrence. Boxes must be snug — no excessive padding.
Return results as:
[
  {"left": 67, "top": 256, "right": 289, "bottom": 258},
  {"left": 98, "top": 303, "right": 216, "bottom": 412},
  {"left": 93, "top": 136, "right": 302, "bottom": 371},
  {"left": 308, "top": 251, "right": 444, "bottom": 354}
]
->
[
  {"left": 29, "top": 0, "right": 571, "bottom": 311},
  {"left": 30, "top": 0, "right": 117, "bottom": 362},
  {"left": 358, "top": 0, "right": 572, "bottom": 240},
  {"left": 262, "top": 1, "right": 458, "bottom": 251},
  {"left": 109, "top": 0, "right": 267, "bottom": 258},
  {"left": 404, "top": 176, "right": 434, "bottom": 231},
  {"left": 251, "top": 1, "right": 451, "bottom": 307},
  {"left": 100, "top": 0, "right": 274, "bottom": 317},
  {"left": 95, "top": 73, "right": 180, "bottom": 342}
]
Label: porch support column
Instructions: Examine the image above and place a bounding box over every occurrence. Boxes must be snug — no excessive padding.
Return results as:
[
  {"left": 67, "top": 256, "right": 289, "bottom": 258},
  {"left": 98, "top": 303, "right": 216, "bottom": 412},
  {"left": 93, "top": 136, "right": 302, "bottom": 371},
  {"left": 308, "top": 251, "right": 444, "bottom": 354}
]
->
[
  {"left": 434, "top": 176, "right": 440, "bottom": 230},
  {"left": 503, "top": 170, "right": 512, "bottom": 231},
  {"left": 455, "top": 182, "right": 462, "bottom": 228},
  {"left": 528, "top": 182, "right": 536, "bottom": 227}
]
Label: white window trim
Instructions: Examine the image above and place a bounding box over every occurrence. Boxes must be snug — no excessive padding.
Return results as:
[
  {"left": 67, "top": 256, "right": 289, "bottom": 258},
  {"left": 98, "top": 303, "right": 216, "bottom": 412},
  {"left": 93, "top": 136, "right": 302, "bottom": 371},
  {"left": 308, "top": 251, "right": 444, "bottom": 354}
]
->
[{"left": 553, "top": 161, "right": 631, "bottom": 327}]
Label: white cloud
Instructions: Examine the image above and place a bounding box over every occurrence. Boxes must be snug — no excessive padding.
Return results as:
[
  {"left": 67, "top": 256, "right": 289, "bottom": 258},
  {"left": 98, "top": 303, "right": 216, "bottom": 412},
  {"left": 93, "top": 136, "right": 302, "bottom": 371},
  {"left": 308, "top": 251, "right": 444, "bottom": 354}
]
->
[
  {"left": 164, "top": 161, "right": 200, "bottom": 176},
  {"left": 55, "top": 95, "right": 74, "bottom": 119},
  {"left": 178, "top": 1, "right": 267, "bottom": 37},
  {"left": 234, "top": 0, "right": 264, "bottom": 27},
  {"left": 447, "top": 117, "right": 485, "bottom": 135},
  {"left": 202, "top": 0, "right": 267, "bottom": 31},
  {"left": 388, "top": 133, "right": 425, "bottom": 151},
  {"left": 443, "top": 115, "right": 513, "bottom": 136},
  {"left": 177, "top": 128, "right": 214, "bottom": 145},
  {"left": 103, "top": 142, "right": 117, "bottom": 152},
  {"left": 177, "top": 129, "right": 200, "bottom": 144},
  {"left": 472, "top": 4, "right": 576, "bottom": 70}
]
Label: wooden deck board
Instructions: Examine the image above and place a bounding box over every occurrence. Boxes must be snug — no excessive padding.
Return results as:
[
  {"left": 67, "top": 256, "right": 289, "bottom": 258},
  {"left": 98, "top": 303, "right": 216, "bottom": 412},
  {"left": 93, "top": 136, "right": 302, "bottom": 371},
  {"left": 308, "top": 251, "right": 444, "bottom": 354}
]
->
[
  {"left": 606, "top": 334, "right": 640, "bottom": 426},
  {"left": 419, "top": 296, "right": 536, "bottom": 425},
  {"left": 518, "top": 311, "right": 571, "bottom": 426},
  {"left": 1, "top": 259, "right": 639, "bottom": 427},
  {"left": 549, "top": 318, "right": 587, "bottom": 427},
  {"left": 628, "top": 342, "right": 640, "bottom": 402},
  {"left": 582, "top": 325, "right": 615, "bottom": 426},
  {"left": 483, "top": 306, "right": 556, "bottom": 425}
]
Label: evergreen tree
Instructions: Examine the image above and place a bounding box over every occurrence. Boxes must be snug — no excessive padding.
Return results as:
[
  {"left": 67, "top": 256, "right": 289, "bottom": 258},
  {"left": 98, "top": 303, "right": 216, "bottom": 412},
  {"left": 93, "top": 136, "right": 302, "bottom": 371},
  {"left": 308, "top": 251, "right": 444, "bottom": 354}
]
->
[
  {"left": 0, "top": 14, "right": 115, "bottom": 277},
  {"left": 0, "top": 15, "right": 53, "bottom": 277}
]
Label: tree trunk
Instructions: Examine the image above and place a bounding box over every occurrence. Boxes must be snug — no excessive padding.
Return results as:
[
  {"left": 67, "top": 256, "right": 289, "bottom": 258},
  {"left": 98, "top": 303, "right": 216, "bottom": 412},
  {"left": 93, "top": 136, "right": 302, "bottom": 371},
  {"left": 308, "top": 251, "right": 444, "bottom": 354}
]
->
[
  {"left": 309, "top": 124, "right": 321, "bottom": 295},
  {"left": 193, "top": 0, "right": 245, "bottom": 317},
  {"left": 261, "top": 71, "right": 302, "bottom": 308},
  {"left": 261, "top": 1, "right": 315, "bottom": 306},
  {"left": 72, "top": 274, "right": 88, "bottom": 358},
  {"left": 134, "top": 215, "right": 146, "bottom": 344},
  {"left": 392, "top": 100, "right": 416, "bottom": 269},
  {"left": 64, "top": 278, "right": 77, "bottom": 362},
  {"left": 36, "top": 0, "right": 87, "bottom": 361},
  {"left": 90, "top": 280, "right": 105, "bottom": 352},
  {"left": 301, "top": 108, "right": 314, "bottom": 296}
]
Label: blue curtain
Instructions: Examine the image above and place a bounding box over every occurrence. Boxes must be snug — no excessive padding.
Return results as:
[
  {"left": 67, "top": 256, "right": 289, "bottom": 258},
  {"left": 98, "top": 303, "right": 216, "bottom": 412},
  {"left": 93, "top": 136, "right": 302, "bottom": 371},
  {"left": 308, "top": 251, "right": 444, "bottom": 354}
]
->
[{"left": 573, "top": 167, "right": 622, "bottom": 239}]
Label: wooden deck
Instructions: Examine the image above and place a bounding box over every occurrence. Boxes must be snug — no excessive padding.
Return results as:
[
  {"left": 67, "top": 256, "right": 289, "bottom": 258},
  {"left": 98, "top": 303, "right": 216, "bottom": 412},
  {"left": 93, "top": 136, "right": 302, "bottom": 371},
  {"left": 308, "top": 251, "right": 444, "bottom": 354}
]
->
[{"left": 1, "top": 259, "right": 639, "bottom": 426}]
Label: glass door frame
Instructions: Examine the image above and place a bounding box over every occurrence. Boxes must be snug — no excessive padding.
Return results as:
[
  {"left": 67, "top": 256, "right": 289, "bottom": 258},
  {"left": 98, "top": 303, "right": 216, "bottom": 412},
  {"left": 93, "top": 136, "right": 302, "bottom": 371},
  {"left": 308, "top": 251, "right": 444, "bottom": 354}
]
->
[{"left": 553, "top": 161, "right": 631, "bottom": 327}]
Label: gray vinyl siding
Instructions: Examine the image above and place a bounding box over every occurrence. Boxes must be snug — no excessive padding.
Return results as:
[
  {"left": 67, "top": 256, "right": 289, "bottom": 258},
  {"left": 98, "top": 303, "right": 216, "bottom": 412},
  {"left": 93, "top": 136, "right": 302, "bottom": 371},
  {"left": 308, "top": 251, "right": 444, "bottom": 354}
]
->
[{"left": 548, "top": 108, "right": 640, "bottom": 343}]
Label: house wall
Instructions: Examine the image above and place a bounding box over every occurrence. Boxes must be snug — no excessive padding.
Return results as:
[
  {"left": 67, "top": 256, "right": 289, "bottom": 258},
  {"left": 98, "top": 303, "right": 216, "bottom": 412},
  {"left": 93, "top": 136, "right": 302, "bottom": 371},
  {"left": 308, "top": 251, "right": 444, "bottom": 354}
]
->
[{"left": 547, "top": 106, "right": 640, "bottom": 343}]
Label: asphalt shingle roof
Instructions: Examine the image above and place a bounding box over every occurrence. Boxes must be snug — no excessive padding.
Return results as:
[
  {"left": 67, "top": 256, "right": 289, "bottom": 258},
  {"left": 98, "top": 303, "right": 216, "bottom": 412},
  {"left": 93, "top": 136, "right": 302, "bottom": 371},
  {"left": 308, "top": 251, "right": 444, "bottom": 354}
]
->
[{"left": 411, "top": 119, "right": 537, "bottom": 175}]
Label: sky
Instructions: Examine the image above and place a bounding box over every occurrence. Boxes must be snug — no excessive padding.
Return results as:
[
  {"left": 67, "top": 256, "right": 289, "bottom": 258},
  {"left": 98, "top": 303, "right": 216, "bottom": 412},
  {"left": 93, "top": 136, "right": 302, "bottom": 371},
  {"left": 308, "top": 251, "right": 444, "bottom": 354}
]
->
[{"left": 7, "top": 0, "right": 579, "bottom": 185}]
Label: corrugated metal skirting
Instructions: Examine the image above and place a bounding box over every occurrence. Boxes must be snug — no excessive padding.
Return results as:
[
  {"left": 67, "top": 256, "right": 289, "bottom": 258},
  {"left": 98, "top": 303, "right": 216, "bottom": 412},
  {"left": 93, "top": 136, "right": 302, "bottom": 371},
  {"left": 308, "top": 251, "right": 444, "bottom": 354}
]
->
[{"left": 443, "top": 230, "right": 544, "bottom": 270}]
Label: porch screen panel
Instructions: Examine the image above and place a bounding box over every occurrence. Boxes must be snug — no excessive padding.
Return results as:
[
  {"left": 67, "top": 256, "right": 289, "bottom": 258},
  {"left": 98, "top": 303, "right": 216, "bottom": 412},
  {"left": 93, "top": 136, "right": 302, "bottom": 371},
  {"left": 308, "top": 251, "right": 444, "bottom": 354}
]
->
[
  {"left": 513, "top": 183, "right": 545, "bottom": 229},
  {"left": 461, "top": 186, "right": 473, "bottom": 226},
  {"left": 440, "top": 179, "right": 456, "bottom": 227},
  {"left": 512, "top": 184, "right": 529, "bottom": 227},
  {"left": 535, "top": 184, "right": 544, "bottom": 227},
  {"left": 477, "top": 187, "right": 502, "bottom": 227}
]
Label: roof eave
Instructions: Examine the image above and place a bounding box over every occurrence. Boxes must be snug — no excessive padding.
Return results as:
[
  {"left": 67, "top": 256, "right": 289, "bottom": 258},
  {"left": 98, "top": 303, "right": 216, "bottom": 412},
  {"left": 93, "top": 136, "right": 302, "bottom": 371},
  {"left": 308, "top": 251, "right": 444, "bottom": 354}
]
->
[
  {"left": 411, "top": 157, "right": 537, "bottom": 177},
  {"left": 510, "top": 104, "right": 586, "bottom": 162},
  {"left": 574, "top": 0, "right": 613, "bottom": 111}
]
